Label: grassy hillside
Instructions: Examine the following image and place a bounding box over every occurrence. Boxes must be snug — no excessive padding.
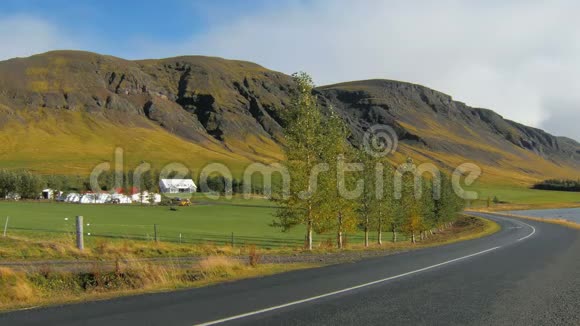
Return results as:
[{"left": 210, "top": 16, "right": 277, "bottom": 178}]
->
[
  {"left": 0, "top": 110, "right": 276, "bottom": 175},
  {"left": 0, "top": 50, "right": 288, "bottom": 175},
  {"left": 0, "top": 51, "right": 578, "bottom": 186}
]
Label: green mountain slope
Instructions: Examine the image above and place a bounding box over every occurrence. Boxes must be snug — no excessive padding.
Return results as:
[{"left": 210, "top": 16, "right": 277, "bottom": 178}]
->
[{"left": 0, "top": 50, "right": 578, "bottom": 184}]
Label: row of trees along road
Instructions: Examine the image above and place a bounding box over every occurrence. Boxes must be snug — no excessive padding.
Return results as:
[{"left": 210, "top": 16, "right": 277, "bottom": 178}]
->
[{"left": 273, "top": 72, "right": 464, "bottom": 250}]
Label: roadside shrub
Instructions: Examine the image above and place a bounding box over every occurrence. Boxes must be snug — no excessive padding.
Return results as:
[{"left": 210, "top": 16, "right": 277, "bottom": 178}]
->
[
  {"left": 248, "top": 245, "right": 261, "bottom": 267},
  {"left": 27, "top": 257, "right": 177, "bottom": 298},
  {"left": 30, "top": 271, "right": 82, "bottom": 294},
  {"left": 321, "top": 237, "right": 334, "bottom": 249}
]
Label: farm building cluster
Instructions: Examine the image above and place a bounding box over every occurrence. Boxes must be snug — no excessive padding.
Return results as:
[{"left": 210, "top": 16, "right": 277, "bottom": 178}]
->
[
  {"left": 9, "top": 179, "right": 197, "bottom": 205},
  {"left": 61, "top": 191, "right": 162, "bottom": 204}
]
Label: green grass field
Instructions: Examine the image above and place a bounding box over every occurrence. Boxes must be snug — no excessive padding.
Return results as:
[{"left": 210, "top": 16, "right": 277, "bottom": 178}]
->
[
  {"left": 0, "top": 198, "right": 396, "bottom": 249},
  {"left": 467, "top": 184, "right": 580, "bottom": 206},
  {"left": 1, "top": 185, "right": 576, "bottom": 251},
  {"left": 0, "top": 201, "right": 298, "bottom": 248}
]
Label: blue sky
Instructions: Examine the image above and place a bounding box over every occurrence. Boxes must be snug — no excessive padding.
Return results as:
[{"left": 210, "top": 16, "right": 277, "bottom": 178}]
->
[
  {"left": 0, "top": 0, "right": 579, "bottom": 140},
  {"left": 0, "top": 0, "right": 281, "bottom": 58}
]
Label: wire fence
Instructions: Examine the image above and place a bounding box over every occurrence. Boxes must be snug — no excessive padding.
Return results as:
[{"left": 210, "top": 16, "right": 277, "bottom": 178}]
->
[{"left": 5, "top": 221, "right": 397, "bottom": 249}]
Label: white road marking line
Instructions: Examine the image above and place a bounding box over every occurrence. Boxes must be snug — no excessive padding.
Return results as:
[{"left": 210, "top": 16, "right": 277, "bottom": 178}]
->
[
  {"left": 194, "top": 246, "right": 501, "bottom": 326},
  {"left": 469, "top": 212, "right": 536, "bottom": 242},
  {"left": 516, "top": 220, "right": 536, "bottom": 242}
]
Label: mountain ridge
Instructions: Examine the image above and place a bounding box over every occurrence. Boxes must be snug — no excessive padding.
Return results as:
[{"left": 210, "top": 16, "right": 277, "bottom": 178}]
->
[{"left": 0, "top": 50, "right": 577, "bottom": 184}]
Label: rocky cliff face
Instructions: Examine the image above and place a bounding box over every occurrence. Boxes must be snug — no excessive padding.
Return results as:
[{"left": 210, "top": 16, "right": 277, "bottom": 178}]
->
[
  {"left": 0, "top": 51, "right": 577, "bottom": 182},
  {"left": 317, "top": 80, "right": 580, "bottom": 170}
]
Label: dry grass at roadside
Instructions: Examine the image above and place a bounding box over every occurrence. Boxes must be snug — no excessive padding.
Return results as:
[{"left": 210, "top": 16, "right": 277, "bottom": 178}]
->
[
  {"left": 472, "top": 202, "right": 580, "bottom": 212},
  {"left": 0, "top": 254, "right": 314, "bottom": 312},
  {"left": 471, "top": 210, "right": 580, "bottom": 230},
  {"left": 0, "top": 267, "right": 37, "bottom": 305},
  {"left": 0, "top": 235, "right": 257, "bottom": 261}
]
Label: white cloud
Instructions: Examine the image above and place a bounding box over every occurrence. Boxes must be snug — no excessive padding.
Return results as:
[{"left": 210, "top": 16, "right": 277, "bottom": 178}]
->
[
  {"left": 163, "top": 0, "right": 580, "bottom": 140},
  {"left": 0, "top": 15, "right": 78, "bottom": 60},
  {"left": 1, "top": 3, "right": 579, "bottom": 141}
]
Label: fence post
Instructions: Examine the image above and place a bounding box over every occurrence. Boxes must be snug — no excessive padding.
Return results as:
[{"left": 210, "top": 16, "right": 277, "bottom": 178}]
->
[
  {"left": 3, "top": 216, "right": 8, "bottom": 237},
  {"left": 231, "top": 232, "right": 235, "bottom": 247},
  {"left": 154, "top": 224, "right": 158, "bottom": 242},
  {"left": 76, "top": 216, "right": 84, "bottom": 250},
  {"left": 179, "top": 233, "right": 182, "bottom": 244}
]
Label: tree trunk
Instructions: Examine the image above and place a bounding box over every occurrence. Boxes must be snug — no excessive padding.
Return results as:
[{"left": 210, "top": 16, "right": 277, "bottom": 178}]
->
[
  {"left": 412, "top": 231, "right": 416, "bottom": 244},
  {"left": 306, "top": 221, "right": 313, "bottom": 250},
  {"left": 377, "top": 223, "right": 382, "bottom": 245},
  {"left": 337, "top": 212, "right": 343, "bottom": 249},
  {"left": 306, "top": 152, "right": 313, "bottom": 251},
  {"left": 364, "top": 223, "right": 369, "bottom": 248},
  {"left": 392, "top": 224, "right": 397, "bottom": 243}
]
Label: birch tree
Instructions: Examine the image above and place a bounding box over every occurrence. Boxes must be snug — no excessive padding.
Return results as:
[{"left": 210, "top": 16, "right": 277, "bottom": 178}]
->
[
  {"left": 419, "top": 178, "right": 436, "bottom": 240},
  {"left": 398, "top": 158, "right": 423, "bottom": 244},
  {"left": 377, "top": 162, "right": 396, "bottom": 245},
  {"left": 319, "top": 110, "right": 357, "bottom": 249},
  {"left": 272, "top": 72, "right": 326, "bottom": 250},
  {"left": 356, "top": 147, "right": 382, "bottom": 247}
]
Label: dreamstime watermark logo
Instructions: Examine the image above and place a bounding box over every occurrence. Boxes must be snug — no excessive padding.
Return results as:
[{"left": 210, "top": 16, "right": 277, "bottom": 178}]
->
[
  {"left": 86, "top": 124, "right": 483, "bottom": 203},
  {"left": 394, "top": 161, "right": 441, "bottom": 200},
  {"left": 363, "top": 124, "right": 398, "bottom": 157},
  {"left": 452, "top": 163, "right": 482, "bottom": 200}
]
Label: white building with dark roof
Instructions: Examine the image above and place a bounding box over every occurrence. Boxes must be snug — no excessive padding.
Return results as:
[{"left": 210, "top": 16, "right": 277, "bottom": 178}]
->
[{"left": 159, "top": 179, "right": 197, "bottom": 194}]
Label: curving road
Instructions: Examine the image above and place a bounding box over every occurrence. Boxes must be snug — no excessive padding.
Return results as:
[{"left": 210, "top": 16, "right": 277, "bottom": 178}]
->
[{"left": 2, "top": 213, "right": 579, "bottom": 325}]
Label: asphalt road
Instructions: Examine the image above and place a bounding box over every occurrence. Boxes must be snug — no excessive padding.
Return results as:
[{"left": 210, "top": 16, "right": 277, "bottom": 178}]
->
[{"left": 2, "top": 213, "right": 579, "bottom": 326}]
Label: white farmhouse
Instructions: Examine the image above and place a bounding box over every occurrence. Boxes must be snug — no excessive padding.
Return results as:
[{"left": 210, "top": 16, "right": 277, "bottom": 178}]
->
[{"left": 159, "top": 179, "right": 197, "bottom": 194}]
